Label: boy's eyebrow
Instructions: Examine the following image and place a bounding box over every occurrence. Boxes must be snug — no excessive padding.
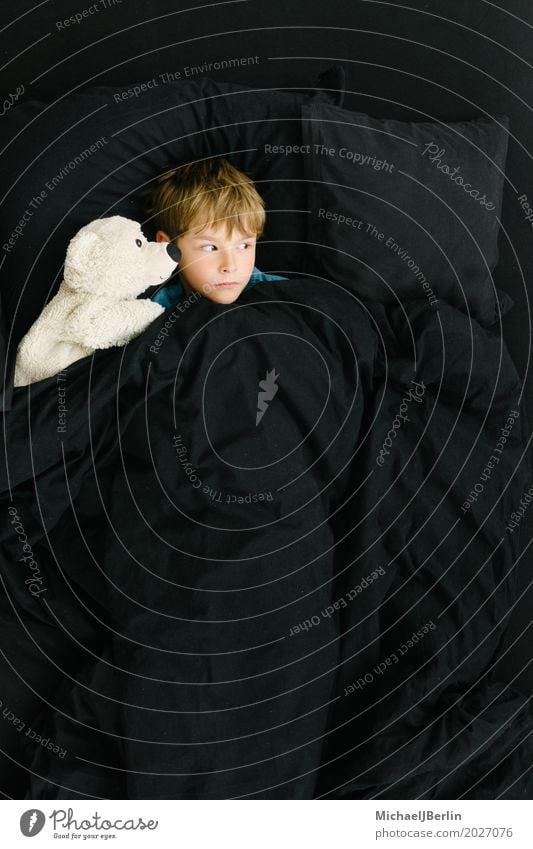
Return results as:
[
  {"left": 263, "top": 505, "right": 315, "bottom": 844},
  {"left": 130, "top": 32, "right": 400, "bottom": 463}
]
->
[{"left": 191, "top": 232, "right": 257, "bottom": 241}]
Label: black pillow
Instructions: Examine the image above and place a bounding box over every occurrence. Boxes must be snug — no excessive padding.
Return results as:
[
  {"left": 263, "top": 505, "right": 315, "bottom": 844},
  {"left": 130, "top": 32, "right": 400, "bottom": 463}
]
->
[
  {"left": 300, "top": 102, "right": 512, "bottom": 326},
  {"left": 0, "top": 68, "right": 345, "bottom": 411}
]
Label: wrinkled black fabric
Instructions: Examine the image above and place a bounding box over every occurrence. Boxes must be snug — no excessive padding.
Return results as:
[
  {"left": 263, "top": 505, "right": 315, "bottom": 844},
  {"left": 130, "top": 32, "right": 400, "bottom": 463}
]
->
[{"left": 0, "top": 278, "right": 532, "bottom": 799}]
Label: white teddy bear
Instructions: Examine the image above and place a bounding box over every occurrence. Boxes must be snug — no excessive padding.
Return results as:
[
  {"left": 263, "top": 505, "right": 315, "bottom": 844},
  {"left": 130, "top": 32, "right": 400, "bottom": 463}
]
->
[{"left": 14, "top": 216, "right": 180, "bottom": 387}]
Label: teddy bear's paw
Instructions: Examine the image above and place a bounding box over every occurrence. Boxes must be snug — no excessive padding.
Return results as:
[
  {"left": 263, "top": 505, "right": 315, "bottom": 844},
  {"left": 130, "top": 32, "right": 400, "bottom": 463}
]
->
[
  {"left": 128, "top": 300, "right": 165, "bottom": 331},
  {"left": 145, "top": 301, "right": 166, "bottom": 318}
]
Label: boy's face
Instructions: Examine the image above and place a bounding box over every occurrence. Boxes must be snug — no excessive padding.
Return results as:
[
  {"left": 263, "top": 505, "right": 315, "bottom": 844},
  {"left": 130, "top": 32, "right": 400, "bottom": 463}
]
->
[{"left": 156, "top": 222, "right": 257, "bottom": 304}]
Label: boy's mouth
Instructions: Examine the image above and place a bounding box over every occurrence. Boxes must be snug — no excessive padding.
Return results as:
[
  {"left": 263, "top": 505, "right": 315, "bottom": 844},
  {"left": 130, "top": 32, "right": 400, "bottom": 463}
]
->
[{"left": 215, "top": 281, "right": 239, "bottom": 288}]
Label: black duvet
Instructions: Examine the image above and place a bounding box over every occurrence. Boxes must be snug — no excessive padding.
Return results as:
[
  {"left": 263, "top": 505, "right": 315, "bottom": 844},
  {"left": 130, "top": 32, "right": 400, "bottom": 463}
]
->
[{"left": 1, "top": 277, "right": 532, "bottom": 799}]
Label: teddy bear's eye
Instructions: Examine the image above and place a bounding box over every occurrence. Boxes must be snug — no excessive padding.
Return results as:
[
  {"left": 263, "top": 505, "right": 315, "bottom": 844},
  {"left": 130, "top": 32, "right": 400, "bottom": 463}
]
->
[{"left": 136, "top": 238, "right": 142, "bottom": 247}]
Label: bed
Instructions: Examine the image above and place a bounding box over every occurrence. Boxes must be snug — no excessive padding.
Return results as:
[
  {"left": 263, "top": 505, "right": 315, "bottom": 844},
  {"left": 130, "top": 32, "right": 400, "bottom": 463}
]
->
[{"left": 0, "top": 0, "right": 532, "bottom": 800}]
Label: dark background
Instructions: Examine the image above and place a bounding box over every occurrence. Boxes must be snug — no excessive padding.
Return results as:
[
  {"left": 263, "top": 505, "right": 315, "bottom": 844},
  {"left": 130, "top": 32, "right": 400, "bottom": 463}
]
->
[{"left": 1, "top": 0, "right": 532, "bottom": 690}]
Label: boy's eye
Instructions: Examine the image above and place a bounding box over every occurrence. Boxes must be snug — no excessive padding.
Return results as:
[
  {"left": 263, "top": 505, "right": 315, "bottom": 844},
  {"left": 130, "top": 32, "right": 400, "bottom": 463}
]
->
[{"left": 198, "top": 241, "right": 254, "bottom": 252}]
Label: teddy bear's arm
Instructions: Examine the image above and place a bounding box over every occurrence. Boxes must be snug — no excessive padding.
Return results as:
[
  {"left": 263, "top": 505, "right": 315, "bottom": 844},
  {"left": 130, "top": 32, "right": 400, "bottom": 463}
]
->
[{"left": 67, "top": 300, "right": 165, "bottom": 349}]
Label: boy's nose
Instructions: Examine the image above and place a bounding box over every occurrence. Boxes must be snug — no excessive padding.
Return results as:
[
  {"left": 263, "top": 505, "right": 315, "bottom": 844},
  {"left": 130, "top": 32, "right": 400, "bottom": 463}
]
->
[{"left": 219, "top": 251, "right": 236, "bottom": 271}]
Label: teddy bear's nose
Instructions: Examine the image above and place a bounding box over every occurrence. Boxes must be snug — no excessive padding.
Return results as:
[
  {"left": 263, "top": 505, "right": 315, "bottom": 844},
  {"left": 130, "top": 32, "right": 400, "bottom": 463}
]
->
[{"left": 166, "top": 242, "right": 181, "bottom": 263}]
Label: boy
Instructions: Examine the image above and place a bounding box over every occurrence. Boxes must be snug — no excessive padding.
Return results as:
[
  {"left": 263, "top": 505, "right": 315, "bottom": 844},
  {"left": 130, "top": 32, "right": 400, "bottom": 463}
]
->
[{"left": 144, "top": 157, "right": 286, "bottom": 307}]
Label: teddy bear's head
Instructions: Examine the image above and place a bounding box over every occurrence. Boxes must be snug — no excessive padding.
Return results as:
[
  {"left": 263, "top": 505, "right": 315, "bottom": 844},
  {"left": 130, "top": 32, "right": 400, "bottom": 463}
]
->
[{"left": 63, "top": 216, "right": 180, "bottom": 297}]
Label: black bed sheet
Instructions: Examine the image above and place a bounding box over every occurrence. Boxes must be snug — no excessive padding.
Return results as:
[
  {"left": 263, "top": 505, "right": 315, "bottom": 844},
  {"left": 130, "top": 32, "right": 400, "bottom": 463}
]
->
[{"left": 1, "top": 277, "right": 532, "bottom": 799}]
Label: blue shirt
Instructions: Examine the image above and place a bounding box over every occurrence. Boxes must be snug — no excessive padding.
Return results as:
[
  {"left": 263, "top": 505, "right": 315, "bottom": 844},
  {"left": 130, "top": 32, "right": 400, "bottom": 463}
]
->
[{"left": 150, "top": 266, "right": 287, "bottom": 309}]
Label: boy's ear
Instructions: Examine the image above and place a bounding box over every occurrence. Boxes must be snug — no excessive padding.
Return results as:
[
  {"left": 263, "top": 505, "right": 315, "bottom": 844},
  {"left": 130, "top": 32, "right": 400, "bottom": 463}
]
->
[{"left": 155, "top": 230, "right": 171, "bottom": 243}]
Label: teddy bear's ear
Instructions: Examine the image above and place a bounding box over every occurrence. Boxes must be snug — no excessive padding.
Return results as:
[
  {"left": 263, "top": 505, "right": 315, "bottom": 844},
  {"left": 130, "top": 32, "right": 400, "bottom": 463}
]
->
[{"left": 65, "top": 230, "right": 99, "bottom": 272}]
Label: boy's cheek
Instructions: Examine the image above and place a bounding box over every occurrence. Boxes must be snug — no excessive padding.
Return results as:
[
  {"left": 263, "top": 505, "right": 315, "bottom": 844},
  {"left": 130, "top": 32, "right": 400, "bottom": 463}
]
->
[{"left": 198, "top": 282, "right": 219, "bottom": 300}]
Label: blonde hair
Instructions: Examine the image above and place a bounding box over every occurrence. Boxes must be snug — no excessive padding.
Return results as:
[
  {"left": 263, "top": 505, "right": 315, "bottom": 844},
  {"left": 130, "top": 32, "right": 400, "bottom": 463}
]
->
[{"left": 144, "top": 157, "right": 265, "bottom": 241}]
